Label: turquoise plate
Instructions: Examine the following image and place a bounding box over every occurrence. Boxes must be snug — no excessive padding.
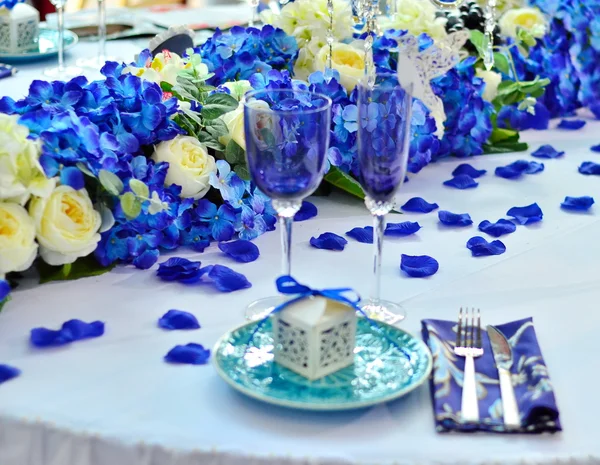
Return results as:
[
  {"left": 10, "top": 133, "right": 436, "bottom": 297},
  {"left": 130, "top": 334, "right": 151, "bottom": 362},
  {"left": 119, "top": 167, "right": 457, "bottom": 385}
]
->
[
  {"left": 213, "top": 318, "right": 433, "bottom": 411},
  {"left": 0, "top": 28, "right": 78, "bottom": 63}
]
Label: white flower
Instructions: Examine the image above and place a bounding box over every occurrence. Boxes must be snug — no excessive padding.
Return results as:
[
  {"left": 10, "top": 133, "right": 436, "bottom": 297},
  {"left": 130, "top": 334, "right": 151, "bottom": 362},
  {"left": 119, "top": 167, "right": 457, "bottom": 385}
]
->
[
  {"left": 0, "top": 114, "right": 55, "bottom": 205},
  {"left": 499, "top": 7, "right": 547, "bottom": 39},
  {"left": 152, "top": 135, "right": 216, "bottom": 199},
  {"left": 220, "top": 80, "right": 253, "bottom": 101},
  {"left": 219, "top": 99, "right": 271, "bottom": 151},
  {"left": 124, "top": 51, "right": 209, "bottom": 86},
  {"left": 29, "top": 186, "right": 101, "bottom": 266},
  {"left": 476, "top": 69, "right": 502, "bottom": 102},
  {"left": 315, "top": 42, "right": 365, "bottom": 92},
  {"left": 379, "top": 0, "right": 448, "bottom": 43},
  {"left": 0, "top": 202, "right": 38, "bottom": 274}
]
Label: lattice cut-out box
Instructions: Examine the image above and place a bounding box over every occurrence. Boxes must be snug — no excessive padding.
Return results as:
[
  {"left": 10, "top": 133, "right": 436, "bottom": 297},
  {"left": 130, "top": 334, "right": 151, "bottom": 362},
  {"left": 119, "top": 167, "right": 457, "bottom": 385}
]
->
[
  {"left": 0, "top": 3, "right": 39, "bottom": 54},
  {"left": 273, "top": 296, "right": 357, "bottom": 381}
]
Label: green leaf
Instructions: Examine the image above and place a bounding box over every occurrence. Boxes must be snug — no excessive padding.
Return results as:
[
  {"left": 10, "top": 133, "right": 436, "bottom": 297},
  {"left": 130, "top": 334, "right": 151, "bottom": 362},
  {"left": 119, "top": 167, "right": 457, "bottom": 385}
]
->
[
  {"left": 99, "top": 169, "right": 124, "bottom": 196},
  {"left": 201, "top": 93, "right": 239, "bottom": 120},
  {"left": 324, "top": 167, "right": 365, "bottom": 200},
  {"left": 76, "top": 162, "right": 95, "bottom": 178},
  {"left": 62, "top": 263, "right": 72, "bottom": 277},
  {"left": 517, "top": 43, "right": 529, "bottom": 58},
  {"left": 470, "top": 30, "right": 486, "bottom": 59},
  {"left": 204, "top": 118, "right": 228, "bottom": 139},
  {"left": 225, "top": 140, "right": 245, "bottom": 164},
  {"left": 494, "top": 52, "right": 510, "bottom": 75},
  {"left": 483, "top": 141, "right": 529, "bottom": 154},
  {"left": 120, "top": 192, "right": 142, "bottom": 220},
  {"left": 496, "top": 80, "right": 519, "bottom": 97},
  {"left": 489, "top": 128, "right": 518, "bottom": 144},
  {"left": 38, "top": 256, "right": 116, "bottom": 285},
  {"left": 234, "top": 164, "right": 251, "bottom": 181},
  {"left": 129, "top": 179, "right": 149, "bottom": 199},
  {"left": 517, "top": 28, "right": 536, "bottom": 47},
  {"left": 161, "top": 82, "right": 173, "bottom": 93},
  {"left": 0, "top": 295, "right": 10, "bottom": 313},
  {"left": 197, "top": 132, "right": 225, "bottom": 151}
]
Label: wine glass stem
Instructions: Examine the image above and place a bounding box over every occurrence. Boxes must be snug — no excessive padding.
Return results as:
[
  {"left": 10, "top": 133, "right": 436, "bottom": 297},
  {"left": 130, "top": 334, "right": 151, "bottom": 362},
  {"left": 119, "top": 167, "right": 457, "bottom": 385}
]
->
[
  {"left": 249, "top": 0, "right": 259, "bottom": 27},
  {"left": 57, "top": 5, "right": 65, "bottom": 72},
  {"left": 371, "top": 213, "right": 385, "bottom": 305},
  {"left": 98, "top": 0, "right": 106, "bottom": 61},
  {"left": 279, "top": 214, "right": 293, "bottom": 276}
]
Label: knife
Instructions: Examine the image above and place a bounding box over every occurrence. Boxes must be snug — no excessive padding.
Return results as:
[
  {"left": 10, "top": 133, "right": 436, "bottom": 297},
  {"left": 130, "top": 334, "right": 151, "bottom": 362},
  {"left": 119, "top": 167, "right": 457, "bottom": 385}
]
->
[{"left": 487, "top": 325, "right": 521, "bottom": 429}]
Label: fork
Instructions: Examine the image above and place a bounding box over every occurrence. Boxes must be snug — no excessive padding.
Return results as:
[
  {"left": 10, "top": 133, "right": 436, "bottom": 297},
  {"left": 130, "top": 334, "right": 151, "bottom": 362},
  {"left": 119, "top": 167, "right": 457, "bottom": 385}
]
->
[{"left": 454, "top": 307, "right": 483, "bottom": 423}]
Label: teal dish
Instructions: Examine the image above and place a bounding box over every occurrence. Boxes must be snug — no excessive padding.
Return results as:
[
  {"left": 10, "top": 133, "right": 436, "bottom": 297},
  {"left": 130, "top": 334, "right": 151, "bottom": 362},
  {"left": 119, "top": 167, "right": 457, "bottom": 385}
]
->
[
  {"left": 0, "top": 28, "right": 78, "bottom": 63},
  {"left": 213, "top": 318, "right": 433, "bottom": 411}
]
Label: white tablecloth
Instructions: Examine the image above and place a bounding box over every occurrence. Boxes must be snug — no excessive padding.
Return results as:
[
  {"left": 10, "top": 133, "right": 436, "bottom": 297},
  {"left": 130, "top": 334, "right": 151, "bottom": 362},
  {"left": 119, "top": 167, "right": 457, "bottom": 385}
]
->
[{"left": 1, "top": 16, "right": 600, "bottom": 465}]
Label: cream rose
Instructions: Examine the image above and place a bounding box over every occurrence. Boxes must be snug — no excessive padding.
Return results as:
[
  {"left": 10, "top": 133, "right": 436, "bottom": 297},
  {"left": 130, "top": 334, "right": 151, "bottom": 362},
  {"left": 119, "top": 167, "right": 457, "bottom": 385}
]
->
[
  {"left": 499, "top": 7, "right": 547, "bottom": 39},
  {"left": 29, "top": 186, "right": 101, "bottom": 266},
  {"left": 476, "top": 69, "right": 502, "bottom": 102},
  {"left": 124, "top": 51, "right": 209, "bottom": 86},
  {"left": 219, "top": 99, "right": 271, "bottom": 150},
  {"left": 152, "top": 135, "right": 216, "bottom": 199},
  {"left": 0, "top": 202, "right": 38, "bottom": 274},
  {"left": 315, "top": 42, "right": 365, "bottom": 92},
  {"left": 220, "top": 80, "right": 253, "bottom": 101}
]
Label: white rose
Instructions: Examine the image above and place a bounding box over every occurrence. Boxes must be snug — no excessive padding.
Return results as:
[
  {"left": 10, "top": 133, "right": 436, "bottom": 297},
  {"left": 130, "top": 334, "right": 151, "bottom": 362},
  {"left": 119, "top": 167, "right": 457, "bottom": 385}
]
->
[
  {"left": 0, "top": 202, "right": 38, "bottom": 274},
  {"left": 29, "top": 186, "right": 101, "bottom": 266},
  {"left": 152, "top": 135, "right": 216, "bottom": 199},
  {"left": 315, "top": 42, "right": 365, "bottom": 92},
  {"left": 499, "top": 7, "right": 547, "bottom": 39},
  {"left": 219, "top": 99, "right": 271, "bottom": 150},
  {"left": 220, "top": 80, "right": 253, "bottom": 101},
  {"left": 476, "top": 69, "right": 502, "bottom": 102}
]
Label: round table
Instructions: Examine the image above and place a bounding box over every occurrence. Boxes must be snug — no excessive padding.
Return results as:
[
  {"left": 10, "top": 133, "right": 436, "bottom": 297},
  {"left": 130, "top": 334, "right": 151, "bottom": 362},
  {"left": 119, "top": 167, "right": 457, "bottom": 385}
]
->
[{"left": 1, "top": 11, "right": 600, "bottom": 465}]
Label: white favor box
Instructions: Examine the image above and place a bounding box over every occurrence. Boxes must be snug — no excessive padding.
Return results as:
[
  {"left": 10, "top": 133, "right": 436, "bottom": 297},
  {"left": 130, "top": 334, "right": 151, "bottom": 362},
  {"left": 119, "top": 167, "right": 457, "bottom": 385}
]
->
[
  {"left": 0, "top": 3, "right": 39, "bottom": 54},
  {"left": 273, "top": 296, "right": 357, "bottom": 381}
]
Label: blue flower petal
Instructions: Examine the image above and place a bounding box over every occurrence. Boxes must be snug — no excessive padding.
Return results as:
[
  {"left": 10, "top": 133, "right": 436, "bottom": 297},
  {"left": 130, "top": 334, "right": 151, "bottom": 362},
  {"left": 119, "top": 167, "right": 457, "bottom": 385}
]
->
[
  {"left": 158, "top": 310, "right": 200, "bottom": 330},
  {"left": 157, "top": 257, "right": 202, "bottom": 283},
  {"left": 345, "top": 226, "right": 373, "bottom": 244},
  {"left": 164, "top": 343, "right": 210, "bottom": 365},
  {"left": 30, "top": 319, "right": 105, "bottom": 347},
  {"left": 206, "top": 264, "right": 252, "bottom": 292},
  {"left": 579, "top": 161, "right": 600, "bottom": 176},
  {"left": 557, "top": 119, "right": 586, "bottom": 130},
  {"left": 506, "top": 203, "right": 543, "bottom": 225},
  {"left": 524, "top": 161, "right": 544, "bottom": 174},
  {"left": 561, "top": 196, "right": 595, "bottom": 211},
  {"left": 218, "top": 240, "right": 259, "bottom": 263},
  {"left": 132, "top": 249, "right": 159, "bottom": 270},
  {"left": 400, "top": 254, "right": 439, "bottom": 278},
  {"left": 478, "top": 219, "right": 517, "bottom": 237},
  {"left": 401, "top": 197, "right": 439, "bottom": 213},
  {"left": 60, "top": 167, "right": 85, "bottom": 190},
  {"left": 0, "top": 279, "right": 10, "bottom": 301},
  {"left": 443, "top": 174, "right": 478, "bottom": 189},
  {"left": 531, "top": 144, "right": 565, "bottom": 159},
  {"left": 495, "top": 160, "right": 542, "bottom": 179},
  {"left": 438, "top": 211, "right": 473, "bottom": 227},
  {"left": 0, "top": 365, "right": 20, "bottom": 384},
  {"left": 466, "top": 236, "right": 506, "bottom": 257},
  {"left": 591, "top": 144, "right": 600, "bottom": 153},
  {"left": 385, "top": 221, "right": 421, "bottom": 236},
  {"left": 294, "top": 201, "right": 318, "bottom": 222},
  {"left": 451, "top": 164, "right": 487, "bottom": 178},
  {"left": 310, "top": 232, "right": 348, "bottom": 251}
]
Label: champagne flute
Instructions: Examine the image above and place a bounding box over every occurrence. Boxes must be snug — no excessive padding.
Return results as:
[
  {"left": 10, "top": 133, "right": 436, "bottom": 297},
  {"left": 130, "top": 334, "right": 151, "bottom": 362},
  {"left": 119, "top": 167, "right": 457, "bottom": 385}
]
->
[
  {"left": 243, "top": 89, "right": 332, "bottom": 321},
  {"left": 77, "top": 0, "right": 118, "bottom": 70},
  {"left": 356, "top": 73, "right": 413, "bottom": 324},
  {"left": 44, "top": 0, "right": 82, "bottom": 78}
]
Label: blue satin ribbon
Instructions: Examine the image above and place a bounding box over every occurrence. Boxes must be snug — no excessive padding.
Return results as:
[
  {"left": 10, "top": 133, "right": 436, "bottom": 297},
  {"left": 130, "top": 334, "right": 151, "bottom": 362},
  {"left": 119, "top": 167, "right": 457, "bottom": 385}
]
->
[{"left": 246, "top": 275, "right": 410, "bottom": 359}]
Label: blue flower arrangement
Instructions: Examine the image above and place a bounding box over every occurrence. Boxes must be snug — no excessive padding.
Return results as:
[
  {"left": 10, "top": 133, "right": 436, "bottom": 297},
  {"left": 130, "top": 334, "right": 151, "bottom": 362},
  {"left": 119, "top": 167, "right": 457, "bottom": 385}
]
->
[{"left": 0, "top": 0, "right": 24, "bottom": 9}]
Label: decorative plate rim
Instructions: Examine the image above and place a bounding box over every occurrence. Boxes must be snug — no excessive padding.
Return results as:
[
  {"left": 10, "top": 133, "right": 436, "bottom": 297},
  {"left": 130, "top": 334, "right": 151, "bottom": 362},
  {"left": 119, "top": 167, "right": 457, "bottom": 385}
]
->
[
  {"left": 0, "top": 27, "right": 79, "bottom": 59},
  {"left": 212, "top": 319, "right": 433, "bottom": 411}
]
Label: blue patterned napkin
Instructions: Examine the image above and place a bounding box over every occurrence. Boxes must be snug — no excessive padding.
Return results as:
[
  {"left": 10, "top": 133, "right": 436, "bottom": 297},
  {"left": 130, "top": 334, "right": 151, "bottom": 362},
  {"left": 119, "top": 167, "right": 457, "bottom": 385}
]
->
[
  {"left": 421, "top": 318, "right": 561, "bottom": 433},
  {"left": 0, "top": 64, "right": 17, "bottom": 80}
]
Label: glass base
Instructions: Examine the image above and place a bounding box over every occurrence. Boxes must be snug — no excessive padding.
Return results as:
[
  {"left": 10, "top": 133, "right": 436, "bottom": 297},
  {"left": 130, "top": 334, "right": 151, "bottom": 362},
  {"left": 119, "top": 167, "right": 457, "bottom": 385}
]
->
[
  {"left": 44, "top": 65, "right": 83, "bottom": 79},
  {"left": 244, "top": 295, "right": 286, "bottom": 321},
  {"left": 360, "top": 299, "right": 406, "bottom": 325},
  {"left": 76, "top": 55, "right": 119, "bottom": 70}
]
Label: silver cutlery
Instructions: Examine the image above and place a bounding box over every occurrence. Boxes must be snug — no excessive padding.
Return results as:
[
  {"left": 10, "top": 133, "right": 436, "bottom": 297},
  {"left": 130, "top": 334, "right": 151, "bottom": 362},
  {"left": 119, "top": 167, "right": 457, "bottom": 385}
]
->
[
  {"left": 454, "top": 307, "right": 483, "bottom": 423},
  {"left": 487, "top": 325, "right": 521, "bottom": 429}
]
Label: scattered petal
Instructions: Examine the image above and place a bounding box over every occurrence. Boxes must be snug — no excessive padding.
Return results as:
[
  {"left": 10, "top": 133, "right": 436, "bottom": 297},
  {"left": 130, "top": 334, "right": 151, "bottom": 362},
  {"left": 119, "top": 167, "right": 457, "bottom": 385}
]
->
[
  {"left": 0, "top": 365, "right": 20, "bottom": 384},
  {"left": 531, "top": 145, "right": 565, "bottom": 159},
  {"left": 506, "top": 203, "right": 544, "bottom": 225},
  {"left": 218, "top": 240, "right": 260, "bottom": 263},
  {"left": 443, "top": 174, "right": 478, "bottom": 189},
  {"left": 524, "top": 161, "right": 544, "bottom": 174},
  {"left": 495, "top": 160, "right": 543, "bottom": 179},
  {"left": 158, "top": 310, "right": 201, "bottom": 330},
  {"left": 133, "top": 249, "right": 159, "bottom": 270},
  {"left": 294, "top": 201, "right": 318, "bottom": 221},
  {"left": 452, "top": 164, "right": 487, "bottom": 178},
  {"left": 466, "top": 236, "right": 506, "bottom": 257},
  {"left": 157, "top": 257, "right": 202, "bottom": 283},
  {"left": 438, "top": 211, "right": 473, "bottom": 227},
  {"left": 345, "top": 226, "right": 373, "bottom": 244},
  {"left": 401, "top": 197, "right": 439, "bottom": 213},
  {"left": 557, "top": 119, "right": 586, "bottom": 130},
  {"left": 30, "top": 319, "right": 105, "bottom": 347},
  {"left": 561, "top": 196, "right": 595, "bottom": 211},
  {"left": 310, "top": 232, "right": 348, "bottom": 251},
  {"left": 478, "top": 219, "right": 517, "bottom": 237},
  {"left": 591, "top": 144, "right": 600, "bottom": 153},
  {"left": 164, "top": 343, "right": 210, "bottom": 365},
  {"left": 579, "top": 161, "right": 600, "bottom": 176},
  {"left": 385, "top": 221, "right": 421, "bottom": 236},
  {"left": 206, "top": 264, "right": 252, "bottom": 292},
  {"left": 400, "top": 254, "right": 439, "bottom": 278}
]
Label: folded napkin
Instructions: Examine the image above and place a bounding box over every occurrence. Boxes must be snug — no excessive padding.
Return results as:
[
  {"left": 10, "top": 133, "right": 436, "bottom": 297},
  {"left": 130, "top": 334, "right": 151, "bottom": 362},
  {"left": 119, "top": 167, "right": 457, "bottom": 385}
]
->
[
  {"left": 421, "top": 317, "right": 561, "bottom": 433},
  {"left": 0, "top": 64, "right": 17, "bottom": 80}
]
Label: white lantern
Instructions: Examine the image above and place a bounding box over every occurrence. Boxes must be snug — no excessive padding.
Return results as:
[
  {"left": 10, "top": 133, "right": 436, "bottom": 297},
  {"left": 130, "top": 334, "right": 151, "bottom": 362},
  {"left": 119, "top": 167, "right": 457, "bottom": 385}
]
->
[
  {"left": 273, "top": 296, "right": 357, "bottom": 381},
  {"left": 0, "top": 3, "right": 40, "bottom": 54}
]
